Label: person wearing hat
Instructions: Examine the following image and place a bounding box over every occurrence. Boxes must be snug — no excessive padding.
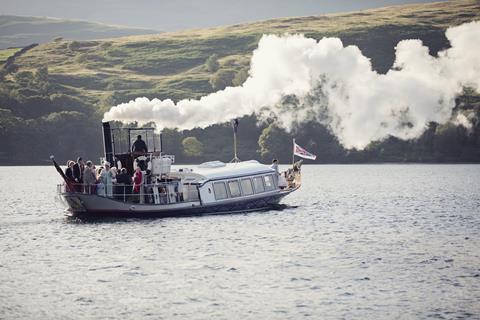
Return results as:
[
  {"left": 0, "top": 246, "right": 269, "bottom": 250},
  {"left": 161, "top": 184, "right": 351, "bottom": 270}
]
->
[{"left": 65, "top": 160, "right": 75, "bottom": 183}]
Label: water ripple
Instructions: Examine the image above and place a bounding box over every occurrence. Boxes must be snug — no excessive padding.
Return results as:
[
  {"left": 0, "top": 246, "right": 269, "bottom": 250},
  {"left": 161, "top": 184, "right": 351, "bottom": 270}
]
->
[{"left": 0, "top": 165, "right": 479, "bottom": 319}]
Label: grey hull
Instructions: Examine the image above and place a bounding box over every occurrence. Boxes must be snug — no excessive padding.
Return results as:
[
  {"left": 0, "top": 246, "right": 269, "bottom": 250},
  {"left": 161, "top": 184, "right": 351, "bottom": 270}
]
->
[{"left": 61, "top": 189, "right": 295, "bottom": 219}]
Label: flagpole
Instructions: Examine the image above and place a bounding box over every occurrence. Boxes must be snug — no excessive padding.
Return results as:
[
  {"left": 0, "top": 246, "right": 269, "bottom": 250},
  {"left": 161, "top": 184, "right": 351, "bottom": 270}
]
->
[
  {"left": 234, "top": 131, "right": 237, "bottom": 160},
  {"left": 292, "top": 138, "right": 295, "bottom": 165}
]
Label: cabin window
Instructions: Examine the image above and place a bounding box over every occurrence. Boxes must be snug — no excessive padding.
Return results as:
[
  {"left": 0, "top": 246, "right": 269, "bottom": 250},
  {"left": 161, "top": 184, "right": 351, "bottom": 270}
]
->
[
  {"left": 253, "top": 176, "right": 265, "bottom": 193},
  {"left": 213, "top": 182, "right": 228, "bottom": 200},
  {"left": 264, "top": 175, "right": 275, "bottom": 191},
  {"left": 240, "top": 178, "right": 254, "bottom": 196},
  {"left": 228, "top": 180, "right": 241, "bottom": 198}
]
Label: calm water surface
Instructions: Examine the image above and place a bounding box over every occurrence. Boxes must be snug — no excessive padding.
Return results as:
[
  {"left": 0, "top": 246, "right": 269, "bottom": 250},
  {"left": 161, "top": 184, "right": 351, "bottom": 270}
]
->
[{"left": 0, "top": 165, "right": 479, "bottom": 319}]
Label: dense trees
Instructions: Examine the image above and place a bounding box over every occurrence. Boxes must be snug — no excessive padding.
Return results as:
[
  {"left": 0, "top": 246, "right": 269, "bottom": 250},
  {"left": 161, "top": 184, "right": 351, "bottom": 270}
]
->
[
  {"left": 1, "top": 5, "right": 479, "bottom": 165},
  {"left": 1, "top": 79, "right": 479, "bottom": 164},
  {"left": 258, "top": 123, "right": 292, "bottom": 162},
  {"left": 0, "top": 60, "right": 102, "bottom": 164},
  {"left": 0, "top": 109, "right": 102, "bottom": 164},
  {"left": 182, "top": 136, "right": 204, "bottom": 157}
]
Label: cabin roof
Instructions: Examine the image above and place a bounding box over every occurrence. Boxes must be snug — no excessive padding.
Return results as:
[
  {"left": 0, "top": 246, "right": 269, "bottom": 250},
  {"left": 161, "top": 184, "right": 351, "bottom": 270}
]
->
[{"left": 193, "top": 160, "right": 274, "bottom": 182}]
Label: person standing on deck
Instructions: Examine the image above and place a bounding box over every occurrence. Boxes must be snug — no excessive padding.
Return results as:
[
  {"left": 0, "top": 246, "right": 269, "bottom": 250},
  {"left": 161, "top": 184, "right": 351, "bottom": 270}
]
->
[
  {"left": 100, "top": 162, "right": 113, "bottom": 197},
  {"left": 132, "top": 167, "right": 143, "bottom": 203},
  {"left": 132, "top": 135, "right": 148, "bottom": 154},
  {"left": 83, "top": 161, "right": 96, "bottom": 194},
  {"left": 72, "top": 157, "right": 85, "bottom": 192},
  {"left": 115, "top": 168, "right": 131, "bottom": 200},
  {"left": 65, "top": 160, "right": 75, "bottom": 182},
  {"left": 271, "top": 159, "right": 279, "bottom": 175},
  {"left": 271, "top": 159, "right": 282, "bottom": 188},
  {"left": 96, "top": 168, "right": 106, "bottom": 197}
]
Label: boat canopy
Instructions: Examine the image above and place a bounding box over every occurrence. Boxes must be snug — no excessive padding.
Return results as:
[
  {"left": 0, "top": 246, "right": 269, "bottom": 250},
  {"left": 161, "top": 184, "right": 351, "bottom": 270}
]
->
[{"left": 193, "top": 160, "right": 274, "bottom": 182}]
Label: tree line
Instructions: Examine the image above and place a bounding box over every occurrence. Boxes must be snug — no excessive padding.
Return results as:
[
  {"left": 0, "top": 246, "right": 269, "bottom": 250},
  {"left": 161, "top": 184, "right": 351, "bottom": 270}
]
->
[{"left": 1, "top": 45, "right": 479, "bottom": 165}]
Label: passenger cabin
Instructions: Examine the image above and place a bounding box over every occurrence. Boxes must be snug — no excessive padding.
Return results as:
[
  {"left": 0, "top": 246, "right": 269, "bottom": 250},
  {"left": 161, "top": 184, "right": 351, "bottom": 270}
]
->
[{"left": 177, "top": 160, "right": 279, "bottom": 205}]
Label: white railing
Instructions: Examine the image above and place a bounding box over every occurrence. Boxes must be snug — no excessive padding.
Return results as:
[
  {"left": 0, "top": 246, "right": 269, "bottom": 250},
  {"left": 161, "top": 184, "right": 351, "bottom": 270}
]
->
[{"left": 57, "top": 182, "right": 200, "bottom": 204}]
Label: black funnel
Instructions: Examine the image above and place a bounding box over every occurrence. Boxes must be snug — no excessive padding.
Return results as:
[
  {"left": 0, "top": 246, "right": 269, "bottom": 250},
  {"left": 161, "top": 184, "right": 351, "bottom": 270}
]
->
[{"left": 102, "top": 122, "right": 114, "bottom": 165}]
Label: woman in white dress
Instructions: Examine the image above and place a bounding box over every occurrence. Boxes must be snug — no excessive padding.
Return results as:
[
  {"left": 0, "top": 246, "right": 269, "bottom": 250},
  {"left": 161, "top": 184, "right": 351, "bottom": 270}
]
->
[{"left": 101, "top": 162, "right": 113, "bottom": 197}]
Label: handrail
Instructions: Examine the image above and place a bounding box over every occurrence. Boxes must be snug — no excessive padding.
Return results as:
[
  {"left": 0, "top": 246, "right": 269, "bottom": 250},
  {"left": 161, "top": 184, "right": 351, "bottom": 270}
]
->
[{"left": 57, "top": 182, "right": 200, "bottom": 204}]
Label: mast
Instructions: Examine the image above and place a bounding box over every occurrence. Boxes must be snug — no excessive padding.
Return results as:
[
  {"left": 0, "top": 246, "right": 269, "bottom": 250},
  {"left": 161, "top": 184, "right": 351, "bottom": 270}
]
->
[{"left": 230, "top": 119, "right": 240, "bottom": 163}]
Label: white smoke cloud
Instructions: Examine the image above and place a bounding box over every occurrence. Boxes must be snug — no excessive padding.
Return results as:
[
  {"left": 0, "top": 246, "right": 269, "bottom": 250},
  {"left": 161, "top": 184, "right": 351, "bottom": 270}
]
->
[
  {"left": 452, "top": 112, "right": 475, "bottom": 130},
  {"left": 103, "top": 21, "right": 480, "bottom": 149}
]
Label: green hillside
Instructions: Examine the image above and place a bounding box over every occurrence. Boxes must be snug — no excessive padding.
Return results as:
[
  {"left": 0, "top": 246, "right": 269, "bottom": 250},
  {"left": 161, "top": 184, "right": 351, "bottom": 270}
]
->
[
  {"left": 0, "top": 15, "right": 159, "bottom": 49},
  {"left": 0, "top": 47, "right": 22, "bottom": 63},
  {"left": 1, "top": 0, "right": 479, "bottom": 164}
]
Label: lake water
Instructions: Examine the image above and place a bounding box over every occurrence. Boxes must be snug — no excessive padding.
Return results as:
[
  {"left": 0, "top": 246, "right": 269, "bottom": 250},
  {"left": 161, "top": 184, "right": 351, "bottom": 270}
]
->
[{"left": 1, "top": 165, "right": 479, "bottom": 319}]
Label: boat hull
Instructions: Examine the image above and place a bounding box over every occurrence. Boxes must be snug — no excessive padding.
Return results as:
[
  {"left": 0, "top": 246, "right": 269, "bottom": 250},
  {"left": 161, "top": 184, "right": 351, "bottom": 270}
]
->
[{"left": 61, "top": 189, "right": 294, "bottom": 219}]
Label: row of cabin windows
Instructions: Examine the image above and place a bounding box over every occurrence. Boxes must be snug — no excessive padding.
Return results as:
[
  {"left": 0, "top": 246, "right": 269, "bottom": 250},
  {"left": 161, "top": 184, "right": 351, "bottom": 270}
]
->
[{"left": 212, "top": 175, "right": 276, "bottom": 200}]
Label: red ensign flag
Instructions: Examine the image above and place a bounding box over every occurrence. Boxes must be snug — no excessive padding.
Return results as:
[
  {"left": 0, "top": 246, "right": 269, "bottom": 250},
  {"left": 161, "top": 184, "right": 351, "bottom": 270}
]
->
[{"left": 293, "top": 140, "right": 317, "bottom": 160}]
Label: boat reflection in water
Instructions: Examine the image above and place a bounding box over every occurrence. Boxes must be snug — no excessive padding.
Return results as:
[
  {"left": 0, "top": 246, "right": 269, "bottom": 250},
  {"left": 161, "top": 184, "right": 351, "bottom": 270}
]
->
[{"left": 55, "top": 122, "right": 301, "bottom": 219}]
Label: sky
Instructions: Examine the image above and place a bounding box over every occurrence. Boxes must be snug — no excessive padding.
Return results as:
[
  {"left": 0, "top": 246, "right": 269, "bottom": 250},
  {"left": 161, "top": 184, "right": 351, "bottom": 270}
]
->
[{"left": 1, "top": 0, "right": 446, "bottom": 31}]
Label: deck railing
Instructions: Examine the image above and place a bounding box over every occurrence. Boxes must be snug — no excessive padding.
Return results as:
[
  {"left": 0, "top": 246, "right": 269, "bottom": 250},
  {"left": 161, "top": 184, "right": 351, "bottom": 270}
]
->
[{"left": 57, "top": 182, "right": 200, "bottom": 204}]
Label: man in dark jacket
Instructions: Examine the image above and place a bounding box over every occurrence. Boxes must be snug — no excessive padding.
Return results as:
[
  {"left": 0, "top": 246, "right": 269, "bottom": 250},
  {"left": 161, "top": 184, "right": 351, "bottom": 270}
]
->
[
  {"left": 72, "top": 157, "right": 84, "bottom": 191},
  {"left": 72, "top": 157, "right": 85, "bottom": 183},
  {"left": 115, "top": 168, "right": 131, "bottom": 200},
  {"left": 116, "top": 168, "right": 131, "bottom": 184},
  {"left": 132, "top": 135, "right": 148, "bottom": 154},
  {"left": 65, "top": 160, "right": 75, "bottom": 182}
]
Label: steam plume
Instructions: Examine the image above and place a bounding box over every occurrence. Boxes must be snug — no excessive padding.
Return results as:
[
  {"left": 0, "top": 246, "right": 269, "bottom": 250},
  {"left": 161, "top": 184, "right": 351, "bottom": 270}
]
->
[{"left": 103, "top": 21, "right": 480, "bottom": 149}]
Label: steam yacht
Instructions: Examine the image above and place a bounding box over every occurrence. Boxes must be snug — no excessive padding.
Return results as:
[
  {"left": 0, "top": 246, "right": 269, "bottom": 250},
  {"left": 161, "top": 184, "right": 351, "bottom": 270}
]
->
[{"left": 54, "top": 122, "right": 301, "bottom": 219}]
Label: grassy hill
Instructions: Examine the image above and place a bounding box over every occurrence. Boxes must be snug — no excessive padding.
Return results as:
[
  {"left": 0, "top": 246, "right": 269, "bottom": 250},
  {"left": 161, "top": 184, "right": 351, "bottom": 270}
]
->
[
  {"left": 0, "top": 15, "right": 159, "bottom": 49},
  {"left": 0, "top": 47, "right": 22, "bottom": 63},
  {"left": 1, "top": 0, "right": 479, "bottom": 164}
]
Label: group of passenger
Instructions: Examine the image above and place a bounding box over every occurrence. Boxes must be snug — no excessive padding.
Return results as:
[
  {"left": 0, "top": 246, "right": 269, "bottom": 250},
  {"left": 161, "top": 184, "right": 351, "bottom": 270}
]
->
[
  {"left": 63, "top": 153, "right": 292, "bottom": 200},
  {"left": 271, "top": 158, "right": 298, "bottom": 189},
  {"left": 64, "top": 157, "right": 138, "bottom": 200}
]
